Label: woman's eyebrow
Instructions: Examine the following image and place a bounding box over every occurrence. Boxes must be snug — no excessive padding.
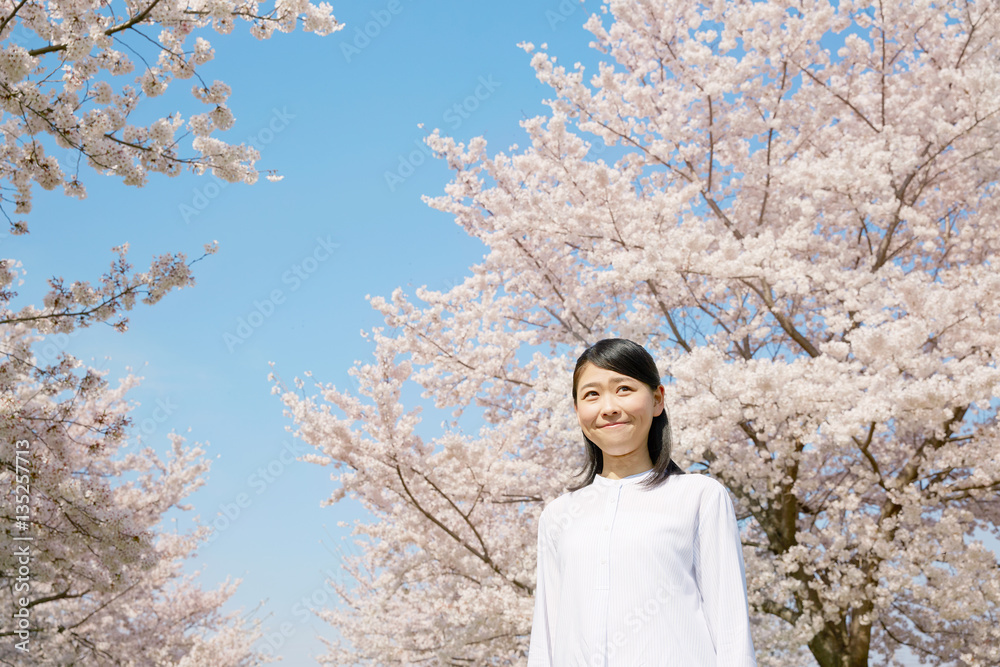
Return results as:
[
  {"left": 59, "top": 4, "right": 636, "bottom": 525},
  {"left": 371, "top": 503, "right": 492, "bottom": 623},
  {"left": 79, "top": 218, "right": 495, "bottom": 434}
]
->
[{"left": 578, "top": 376, "right": 633, "bottom": 390}]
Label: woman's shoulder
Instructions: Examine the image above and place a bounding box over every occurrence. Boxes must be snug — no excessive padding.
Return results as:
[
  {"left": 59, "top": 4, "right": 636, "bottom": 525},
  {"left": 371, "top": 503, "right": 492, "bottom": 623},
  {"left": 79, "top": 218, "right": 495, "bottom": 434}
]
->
[
  {"left": 660, "top": 470, "right": 734, "bottom": 499},
  {"left": 669, "top": 470, "right": 725, "bottom": 487},
  {"left": 536, "top": 489, "right": 566, "bottom": 521},
  {"left": 534, "top": 490, "right": 576, "bottom": 540},
  {"left": 541, "top": 485, "right": 586, "bottom": 511},
  {"left": 538, "top": 481, "right": 602, "bottom": 522}
]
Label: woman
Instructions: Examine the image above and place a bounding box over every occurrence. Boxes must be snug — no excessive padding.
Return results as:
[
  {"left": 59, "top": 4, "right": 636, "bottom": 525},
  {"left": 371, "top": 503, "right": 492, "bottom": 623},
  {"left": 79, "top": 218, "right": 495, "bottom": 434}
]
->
[{"left": 527, "top": 338, "right": 757, "bottom": 667}]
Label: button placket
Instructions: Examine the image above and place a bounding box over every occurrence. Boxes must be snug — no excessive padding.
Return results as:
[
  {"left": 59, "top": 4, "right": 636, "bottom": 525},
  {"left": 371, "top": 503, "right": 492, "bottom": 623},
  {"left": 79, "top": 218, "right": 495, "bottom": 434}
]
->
[
  {"left": 596, "top": 484, "right": 620, "bottom": 589},
  {"left": 596, "top": 483, "right": 622, "bottom": 667}
]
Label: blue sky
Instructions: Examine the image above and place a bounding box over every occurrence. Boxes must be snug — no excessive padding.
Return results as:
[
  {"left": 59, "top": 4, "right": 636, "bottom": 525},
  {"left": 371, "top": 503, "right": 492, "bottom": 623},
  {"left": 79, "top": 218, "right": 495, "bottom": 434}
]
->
[{"left": 6, "top": 1, "right": 606, "bottom": 664}]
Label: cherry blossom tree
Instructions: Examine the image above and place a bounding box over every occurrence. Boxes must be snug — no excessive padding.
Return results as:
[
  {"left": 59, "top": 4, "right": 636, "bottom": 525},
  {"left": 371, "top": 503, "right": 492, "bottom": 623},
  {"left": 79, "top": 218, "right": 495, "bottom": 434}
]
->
[
  {"left": 0, "top": 0, "right": 341, "bottom": 232},
  {"left": 0, "top": 250, "right": 271, "bottom": 664},
  {"left": 0, "top": 1, "right": 343, "bottom": 662},
  {"left": 277, "top": 0, "right": 1000, "bottom": 665}
]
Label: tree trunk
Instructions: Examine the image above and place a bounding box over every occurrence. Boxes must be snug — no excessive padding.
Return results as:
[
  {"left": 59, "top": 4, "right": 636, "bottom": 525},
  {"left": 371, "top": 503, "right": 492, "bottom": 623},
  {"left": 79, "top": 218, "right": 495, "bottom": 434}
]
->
[{"left": 809, "top": 615, "right": 870, "bottom": 667}]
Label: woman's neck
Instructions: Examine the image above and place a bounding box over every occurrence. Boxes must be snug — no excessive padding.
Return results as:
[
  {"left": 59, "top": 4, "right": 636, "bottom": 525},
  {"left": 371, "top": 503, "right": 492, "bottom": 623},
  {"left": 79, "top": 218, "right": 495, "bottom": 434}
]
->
[{"left": 600, "top": 450, "right": 654, "bottom": 480}]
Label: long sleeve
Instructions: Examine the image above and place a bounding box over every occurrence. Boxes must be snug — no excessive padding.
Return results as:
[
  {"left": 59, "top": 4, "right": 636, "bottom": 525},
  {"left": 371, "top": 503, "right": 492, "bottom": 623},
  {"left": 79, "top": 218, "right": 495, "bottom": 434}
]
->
[
  {"left": 695, "top": 481, "right": 758, "bottom": 666},
  {"left": 527, "top": 506, "right": 560, "bottom": 667}
]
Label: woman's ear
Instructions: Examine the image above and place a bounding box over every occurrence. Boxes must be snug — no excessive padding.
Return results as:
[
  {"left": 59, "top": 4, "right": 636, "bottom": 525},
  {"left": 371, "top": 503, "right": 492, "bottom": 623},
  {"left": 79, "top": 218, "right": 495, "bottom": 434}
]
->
[{"left": 653, "top": 384, "right": 665, "bottom": 416}]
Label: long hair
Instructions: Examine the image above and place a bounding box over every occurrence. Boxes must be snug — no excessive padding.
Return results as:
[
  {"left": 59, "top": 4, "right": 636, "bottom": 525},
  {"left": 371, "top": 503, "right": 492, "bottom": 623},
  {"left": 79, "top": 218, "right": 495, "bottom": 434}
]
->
[{"left": 569, "top": 338, "right": 682, "bottom": 490}]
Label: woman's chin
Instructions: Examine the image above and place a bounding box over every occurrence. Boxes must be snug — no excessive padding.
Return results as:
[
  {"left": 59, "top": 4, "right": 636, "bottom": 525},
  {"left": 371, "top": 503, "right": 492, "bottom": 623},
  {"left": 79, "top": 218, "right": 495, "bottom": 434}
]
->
[{"left": 598, "top": 444, "right": 644, "bottom": 459}]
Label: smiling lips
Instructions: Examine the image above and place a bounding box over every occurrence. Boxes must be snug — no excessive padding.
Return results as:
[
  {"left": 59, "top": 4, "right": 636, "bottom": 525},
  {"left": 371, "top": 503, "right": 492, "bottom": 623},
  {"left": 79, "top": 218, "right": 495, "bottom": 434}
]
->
[{"left": 600, "top": 422, "right": 629, "bottom": 428}]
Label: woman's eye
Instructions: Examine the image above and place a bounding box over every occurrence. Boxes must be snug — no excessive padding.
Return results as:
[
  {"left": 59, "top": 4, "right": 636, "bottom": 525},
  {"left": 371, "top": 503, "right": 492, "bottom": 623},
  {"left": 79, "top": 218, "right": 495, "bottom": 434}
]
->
[{"left": 618, "top": 385, "right": 633, "bottom": 393}]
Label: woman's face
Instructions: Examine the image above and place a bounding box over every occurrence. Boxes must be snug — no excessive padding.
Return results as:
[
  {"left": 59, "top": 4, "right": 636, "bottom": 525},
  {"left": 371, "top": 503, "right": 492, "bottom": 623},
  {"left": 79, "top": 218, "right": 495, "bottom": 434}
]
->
[{"left": 573, "top": 363, "right": 664, "bottom": 463}]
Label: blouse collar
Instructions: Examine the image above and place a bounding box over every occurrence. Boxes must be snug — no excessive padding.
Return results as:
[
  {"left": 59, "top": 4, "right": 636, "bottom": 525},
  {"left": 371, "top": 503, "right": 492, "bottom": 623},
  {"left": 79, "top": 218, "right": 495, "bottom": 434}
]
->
[{"left": 592, "top": 468, "right": 654, "bottom": 486}]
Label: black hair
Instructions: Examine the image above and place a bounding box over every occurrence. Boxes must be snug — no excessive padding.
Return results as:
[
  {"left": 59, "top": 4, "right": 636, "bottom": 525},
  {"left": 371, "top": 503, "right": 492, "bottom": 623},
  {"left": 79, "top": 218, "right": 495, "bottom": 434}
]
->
[{"left": 569, "top": 338, "right": 682, "bottom": 490}]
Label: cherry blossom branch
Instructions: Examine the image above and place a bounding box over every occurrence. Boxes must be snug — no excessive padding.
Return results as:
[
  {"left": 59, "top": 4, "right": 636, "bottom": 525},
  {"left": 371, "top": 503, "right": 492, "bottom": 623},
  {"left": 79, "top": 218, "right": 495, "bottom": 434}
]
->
[
  {"left": 27, "top": 0, "right": 168, "bottom": 57},
  {"left": 646, "top": 281, "right": 692, "bottom": 353},
  {"left": 0, "top": 0, "right": 28, "bottom": 35},
  {"left": 792, "top": 61, "right": 880, "bottom": 134},
  {"left": 394, "top": 465, "right": 530, "bottom": 593},
  {"left": 741, "top": 278, "right": 821, "bottom": 358}
]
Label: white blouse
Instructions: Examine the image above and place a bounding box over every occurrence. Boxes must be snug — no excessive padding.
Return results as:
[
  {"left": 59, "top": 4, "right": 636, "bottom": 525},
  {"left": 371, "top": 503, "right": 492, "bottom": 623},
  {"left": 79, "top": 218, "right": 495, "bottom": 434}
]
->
[{"left": 527, "top": 470, "right": 757, "bottom": 667}]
